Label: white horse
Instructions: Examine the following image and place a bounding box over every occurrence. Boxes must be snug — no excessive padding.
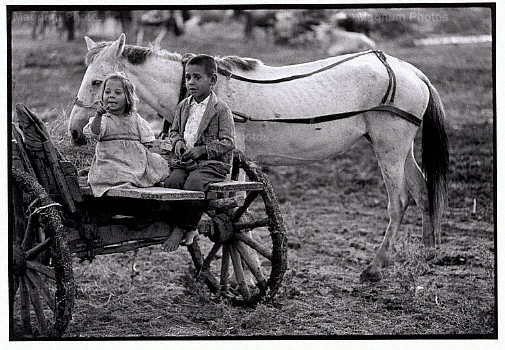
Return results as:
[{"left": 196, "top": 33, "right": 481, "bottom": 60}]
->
[{"left": 68, "top": 34, "right": 449, "bottom": 282}]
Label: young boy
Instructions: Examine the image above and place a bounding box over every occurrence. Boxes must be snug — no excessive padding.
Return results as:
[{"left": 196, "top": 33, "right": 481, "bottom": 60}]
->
[{"left": 162, "top": 54, "right": 235, "bottom": 252}]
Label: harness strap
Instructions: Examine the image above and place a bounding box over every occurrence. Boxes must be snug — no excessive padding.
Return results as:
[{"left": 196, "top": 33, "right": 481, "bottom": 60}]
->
[
  {"left": 217, "top": 50, "right": 375, "bottom": 85},
  {"left": 232, "top": 105, "right": 421, "bottom": 127},
  {"left": 373, "top": 51, "right": 393, "bottom": 104}
]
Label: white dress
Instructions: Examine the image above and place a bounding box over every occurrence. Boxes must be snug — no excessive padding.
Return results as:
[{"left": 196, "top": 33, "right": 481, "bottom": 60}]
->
[{"left": 83, "top": 112, "right": 170, "bottom": 197}]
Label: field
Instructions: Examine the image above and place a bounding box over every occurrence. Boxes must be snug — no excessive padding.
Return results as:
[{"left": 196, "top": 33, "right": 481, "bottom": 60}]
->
[{"left": 10, "top": 9, "right": 495, "bottom": 339}]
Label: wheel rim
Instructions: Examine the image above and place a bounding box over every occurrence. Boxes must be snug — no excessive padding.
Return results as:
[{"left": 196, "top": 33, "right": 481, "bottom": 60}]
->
[{"left": 11, "top": 168, "right": 75, "bottom": 338}]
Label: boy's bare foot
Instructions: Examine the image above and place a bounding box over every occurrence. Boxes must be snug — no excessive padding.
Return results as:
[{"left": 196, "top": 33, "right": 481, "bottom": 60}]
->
[
  {"left": 161, "top": 227, "right": 185, "bottom": 252},
  {"left": 180, "top": 230, "right": 198, "bottom": 246}
]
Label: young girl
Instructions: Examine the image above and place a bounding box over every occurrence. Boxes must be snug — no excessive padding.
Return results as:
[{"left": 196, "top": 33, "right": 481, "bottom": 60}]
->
[{"left": 83, "top": 73, "right": 170, "bottom": 197}]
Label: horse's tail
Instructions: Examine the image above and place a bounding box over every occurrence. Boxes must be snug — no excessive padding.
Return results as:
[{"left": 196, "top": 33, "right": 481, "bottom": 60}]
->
[{"left": 418, "top": 73, "right": 449, "bottom": 241}]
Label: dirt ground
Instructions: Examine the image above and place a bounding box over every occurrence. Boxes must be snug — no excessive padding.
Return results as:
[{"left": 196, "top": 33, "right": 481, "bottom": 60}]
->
[{"left": 9, "top": 12, "right": 495, "bottom": 339}]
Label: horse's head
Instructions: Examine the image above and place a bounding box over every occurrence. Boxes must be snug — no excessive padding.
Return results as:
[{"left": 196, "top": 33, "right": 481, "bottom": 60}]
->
[{"left": 68, "top": 33, "right": 126, "bottom": 145}]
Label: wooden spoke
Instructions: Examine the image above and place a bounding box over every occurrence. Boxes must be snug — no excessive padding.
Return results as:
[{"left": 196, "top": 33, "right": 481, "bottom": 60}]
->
[
  {"left": 26, "top": 269, "right": 55, "bottom": 312},
  {"left": 21, "top": 215, "right": 37, "bottom": 251},
  {"left": 236, "top": 241, "right": 267, "bottom": 290},
  {"left": 25, "top": 237, "right": 52, "bottom": 260},
  {"left": 228, "top": 244, "right": 251, "bottom": 300},
  {"left": 26, "top": 260, "right": 55, "bottom": 280},
  {"left": 10, "top": 276, "right": 20, "bottom": 308},
  {"left": 234, "top": 218, "right": 270, "bottom": 231},
  {"left": 202, "top": 243, "right": 222, "bottom": 271},
  {"left": 220, "top": 244, "right": 231, "bottom": 293},
  {"left": 19, "top": 277, "right": 31, "bottom": 335},
  {"left": 25, "top": 276, "right": 48, "bottom": 334},
  {"left": 232, "top": 191, "right": 260, "bottom": 223},
  {"left": 235, "top": 231, "right": 272, "bottom": 260}
]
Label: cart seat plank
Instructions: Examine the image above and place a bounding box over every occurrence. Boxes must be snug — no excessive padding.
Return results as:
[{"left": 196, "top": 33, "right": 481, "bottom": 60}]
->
[
  {"left": 207, "top": 181, "right": 264, "bottom": 192},
  {"left": 80, "top": 185, "right": 205, "bottom": 201}
]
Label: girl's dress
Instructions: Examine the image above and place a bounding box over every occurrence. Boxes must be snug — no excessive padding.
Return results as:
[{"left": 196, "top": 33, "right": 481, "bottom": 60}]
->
[{"left": 84, "top": 112, "right": 170, "bottom": 197}]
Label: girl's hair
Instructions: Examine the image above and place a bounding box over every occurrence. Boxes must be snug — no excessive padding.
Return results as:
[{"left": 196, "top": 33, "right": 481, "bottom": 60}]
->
[{"left": 101, "top": 73, "right": 137, "bottom": 114}]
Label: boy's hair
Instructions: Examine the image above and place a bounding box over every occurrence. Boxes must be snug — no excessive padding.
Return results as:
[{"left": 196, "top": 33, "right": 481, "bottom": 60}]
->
[
  {"left": 186, "top": 54, "right": 217, "bottom": 77},
  {"left": 102, "top": 73, "right": 137, "bottom": 114}
]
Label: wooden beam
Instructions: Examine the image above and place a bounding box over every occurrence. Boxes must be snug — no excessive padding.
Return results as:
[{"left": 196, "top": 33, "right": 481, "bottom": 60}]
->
[
  {"left": 207, "top": 181, "right": 264, "bottom": 192},
  {"left": 80, "top": 185, "right": 205, "bottom": 201}
]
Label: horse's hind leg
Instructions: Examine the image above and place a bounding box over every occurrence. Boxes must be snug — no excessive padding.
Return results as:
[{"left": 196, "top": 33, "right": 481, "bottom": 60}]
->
[
  {"left": 360, "top": 116, "right": 415, "bottom": 282},
  {"left": 404, "top": 145, "right": 437, "bottom": 246}
]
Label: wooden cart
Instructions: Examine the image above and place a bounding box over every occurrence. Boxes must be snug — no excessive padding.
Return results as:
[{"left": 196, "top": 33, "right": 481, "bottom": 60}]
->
[{"left": 10, "top": 104, "right": 288, "bottom": 338}]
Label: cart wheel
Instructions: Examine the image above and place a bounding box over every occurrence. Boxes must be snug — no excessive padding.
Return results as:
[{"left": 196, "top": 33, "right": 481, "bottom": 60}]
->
[
  {"left": 188, "top": 151, "right": 288, "bottom": 305},
  {"left": 10, "top": 168, "right": 75, "bottom": 338}
]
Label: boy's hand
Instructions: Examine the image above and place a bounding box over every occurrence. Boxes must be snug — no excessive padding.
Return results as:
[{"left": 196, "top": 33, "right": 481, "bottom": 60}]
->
[
  {"left": 174, "top": 140, "right": 187, "bottom": 158},
  {"left": 181, "top": 146, "right": 206, "bottom": 161}
]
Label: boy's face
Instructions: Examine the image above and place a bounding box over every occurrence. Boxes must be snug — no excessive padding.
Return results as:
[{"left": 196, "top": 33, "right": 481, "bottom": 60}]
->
[{"left": 185, "top": 64, "right": 216, "bottom": 103}]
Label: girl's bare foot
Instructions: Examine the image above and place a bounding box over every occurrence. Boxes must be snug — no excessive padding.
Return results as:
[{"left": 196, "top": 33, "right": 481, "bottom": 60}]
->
[
  {"left": 180, "top": 230, "right": 198, "bottom": 246},
  {"left": 161, "top": 227, "right": 185, "bottom": 252}
]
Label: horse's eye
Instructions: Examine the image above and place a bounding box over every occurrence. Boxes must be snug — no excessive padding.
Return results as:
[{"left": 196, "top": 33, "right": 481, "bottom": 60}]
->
[{"left": 91, "top": 80, "right": 102, "bottom": 86}]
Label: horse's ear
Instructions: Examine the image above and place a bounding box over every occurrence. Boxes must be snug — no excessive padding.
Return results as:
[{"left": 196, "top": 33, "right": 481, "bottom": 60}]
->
[
  {"left": 107, "top": 33, "right": 126, "bottom": 58},
  {"left": 85, "top": 36, "right": 97, "bottom": 51}
]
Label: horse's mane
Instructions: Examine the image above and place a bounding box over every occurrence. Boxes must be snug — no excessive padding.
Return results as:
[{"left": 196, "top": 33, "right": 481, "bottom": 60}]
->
[
  {"left": 85, "top": 41, "right": 261, "bottom": 72},
  {"left": 215, "top": 56, "right": 261, "bottom": 72}
]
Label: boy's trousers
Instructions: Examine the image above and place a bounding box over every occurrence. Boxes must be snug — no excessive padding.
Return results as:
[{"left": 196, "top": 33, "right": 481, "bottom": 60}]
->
[{"left": 164, "top": 162, "right": 228, "bottom": 230}]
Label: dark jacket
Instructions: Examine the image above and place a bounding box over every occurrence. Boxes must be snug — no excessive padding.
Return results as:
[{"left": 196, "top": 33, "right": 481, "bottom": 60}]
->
[{"left": 169, "top": 91, "right": 235, "bottom": 172}]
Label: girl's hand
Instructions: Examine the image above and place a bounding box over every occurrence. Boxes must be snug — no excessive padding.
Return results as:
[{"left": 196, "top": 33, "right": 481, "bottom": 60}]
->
[
  {"left": 96, "top": 101, "right": 108, "bottom": 116},
  {"left": 181, "top": 146, "right": 206, "bottom": 161}
]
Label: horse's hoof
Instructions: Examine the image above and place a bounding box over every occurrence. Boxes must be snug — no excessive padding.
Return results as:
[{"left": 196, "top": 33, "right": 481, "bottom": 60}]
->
[{"left": 359, "top": 269, "right": 382, "bottom": 283}]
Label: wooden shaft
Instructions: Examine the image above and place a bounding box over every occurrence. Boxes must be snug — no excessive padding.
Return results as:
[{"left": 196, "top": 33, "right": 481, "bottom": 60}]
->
[
  {"left": 235, "top": 231, "right": 272, "bottom": 260},
  {"left": 229, "top": 243, "right": 251, "bottom": 300}
]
